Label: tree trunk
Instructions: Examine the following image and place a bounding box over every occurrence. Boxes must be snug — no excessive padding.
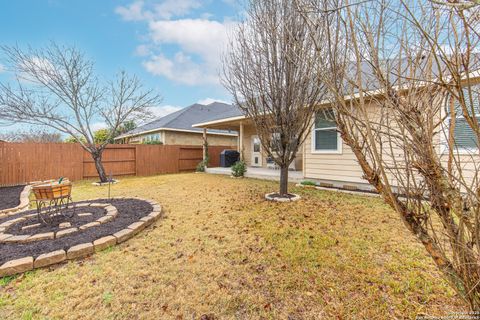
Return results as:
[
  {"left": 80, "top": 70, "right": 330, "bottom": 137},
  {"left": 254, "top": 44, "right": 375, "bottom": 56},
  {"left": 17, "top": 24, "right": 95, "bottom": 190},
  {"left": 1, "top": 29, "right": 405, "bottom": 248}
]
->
[
  {"left": 92, "top": 152, "right": 108, "bottom": 183},
  {"left": 279, "top": 165, "right": 289, "bottom": 196}
]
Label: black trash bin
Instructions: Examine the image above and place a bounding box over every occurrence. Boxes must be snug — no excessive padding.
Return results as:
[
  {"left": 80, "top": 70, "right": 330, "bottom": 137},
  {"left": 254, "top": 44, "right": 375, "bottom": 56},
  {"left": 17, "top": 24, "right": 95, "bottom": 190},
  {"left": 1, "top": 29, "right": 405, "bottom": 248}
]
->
[{"left": 220, "top": 150, "right": 240, "bottom": 167}]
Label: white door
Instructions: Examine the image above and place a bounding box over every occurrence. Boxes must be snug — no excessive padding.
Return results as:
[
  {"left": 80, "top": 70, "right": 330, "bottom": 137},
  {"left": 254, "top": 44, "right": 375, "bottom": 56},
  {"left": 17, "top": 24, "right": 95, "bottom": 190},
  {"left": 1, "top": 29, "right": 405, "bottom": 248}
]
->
[{"left": 251, "top": 136, "right": 262, "bottom": 167}]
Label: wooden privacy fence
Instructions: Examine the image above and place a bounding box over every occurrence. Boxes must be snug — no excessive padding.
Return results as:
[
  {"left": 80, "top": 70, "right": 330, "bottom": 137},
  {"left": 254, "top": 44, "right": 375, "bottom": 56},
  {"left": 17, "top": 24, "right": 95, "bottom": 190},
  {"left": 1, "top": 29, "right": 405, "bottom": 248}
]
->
[{"left": 0, "top": 142, "right": 235, "bottom": 185}]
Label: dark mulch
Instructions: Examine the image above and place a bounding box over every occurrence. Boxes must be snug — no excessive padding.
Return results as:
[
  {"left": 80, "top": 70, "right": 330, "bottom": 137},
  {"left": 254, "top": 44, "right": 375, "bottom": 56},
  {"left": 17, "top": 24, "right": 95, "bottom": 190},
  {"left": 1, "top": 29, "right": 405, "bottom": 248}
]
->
[
  {"left": 0, "top": 198, "right": 153, "bottom": 265},
  {"left": 0, "top": 185, "right": 25, "bottom": 211},
  {"left": 8, "top": 207, "right": 105, "bottom": 235}
]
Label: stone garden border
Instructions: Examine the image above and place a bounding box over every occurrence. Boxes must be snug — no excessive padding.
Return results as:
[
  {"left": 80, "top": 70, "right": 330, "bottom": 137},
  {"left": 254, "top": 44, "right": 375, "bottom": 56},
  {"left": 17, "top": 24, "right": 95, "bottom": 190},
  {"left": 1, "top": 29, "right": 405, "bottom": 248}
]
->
[
  {"left": 0, "top": 197, "right": 162, "bottom": 277},
  {"left": 0, "top": 185, "right": 31, "bottom": 217},
  {"left": 92, "top": 179, "right": 119, "bottom": 186},
  {"left": 265, "top": 192, "right": 301, "bottom": 202},
  {"left": 0, "top": 203, "right": 118, "bottom": 243}
]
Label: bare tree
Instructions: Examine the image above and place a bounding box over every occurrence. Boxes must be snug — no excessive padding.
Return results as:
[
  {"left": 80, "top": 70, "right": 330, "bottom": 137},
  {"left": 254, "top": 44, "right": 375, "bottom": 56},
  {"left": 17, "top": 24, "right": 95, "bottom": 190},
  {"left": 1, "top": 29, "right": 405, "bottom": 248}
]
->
[
  {"left": 0, "top": 43, "right": 161, "bottom": 182},
  {"left": 0, "top": 128, "right": 62, "bottom": 143},
  {"left": 298, "top": 0, "right": 480, "bottom": 309},
  {"left": 430, "top": 0, "right": 480, "bottom": 9},
  {"left": 223, "top": 0, "right": 326, "bottom": 196}
]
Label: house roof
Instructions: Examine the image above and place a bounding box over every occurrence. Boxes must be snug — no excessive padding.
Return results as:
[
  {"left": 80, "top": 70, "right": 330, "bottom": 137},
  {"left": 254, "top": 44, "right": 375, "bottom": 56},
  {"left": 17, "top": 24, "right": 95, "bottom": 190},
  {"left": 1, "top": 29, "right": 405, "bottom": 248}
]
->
[
  {"left": 116, "top": 102, "right": 240, "bottom": 139},
  {"left": 193, "top": 59, "right": 480, "bottom": 129}
]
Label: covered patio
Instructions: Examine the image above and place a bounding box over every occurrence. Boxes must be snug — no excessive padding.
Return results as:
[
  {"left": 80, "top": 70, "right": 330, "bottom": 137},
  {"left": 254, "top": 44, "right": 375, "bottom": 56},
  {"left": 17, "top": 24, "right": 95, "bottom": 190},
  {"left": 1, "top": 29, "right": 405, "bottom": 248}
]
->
[
  {"left": 194, "top": 115, "right": 304, "bottom": 176},
  {"left": 205, "top": 166, "right": 304, "bottom": 183}
]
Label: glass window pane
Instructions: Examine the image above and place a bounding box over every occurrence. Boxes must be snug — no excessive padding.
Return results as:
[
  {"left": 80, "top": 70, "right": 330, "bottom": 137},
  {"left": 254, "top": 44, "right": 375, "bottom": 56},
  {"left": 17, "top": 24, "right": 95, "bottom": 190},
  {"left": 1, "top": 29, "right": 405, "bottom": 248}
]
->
[
  {"left": 451, "top": 87, "right": 480, "bottom": 116},
  {"left": 315, "top": 129, "right": 338, "bottom": 150},
  {"left": 315, "top": 109, "right": 336, "bottom": 129},
  {"left": 253, "top": 138, "right": 260, "bottom": 152},
  {"left": 453, "top": 117, "right": 479, "bottom": 149}
]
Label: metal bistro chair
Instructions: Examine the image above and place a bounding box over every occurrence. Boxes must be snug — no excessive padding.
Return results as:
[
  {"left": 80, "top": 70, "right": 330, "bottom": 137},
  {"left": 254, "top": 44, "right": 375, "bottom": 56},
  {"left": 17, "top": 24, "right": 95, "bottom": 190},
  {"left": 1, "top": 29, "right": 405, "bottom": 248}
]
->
[{"left": 32, "top": 179, "right": 76, "bottom": 224}]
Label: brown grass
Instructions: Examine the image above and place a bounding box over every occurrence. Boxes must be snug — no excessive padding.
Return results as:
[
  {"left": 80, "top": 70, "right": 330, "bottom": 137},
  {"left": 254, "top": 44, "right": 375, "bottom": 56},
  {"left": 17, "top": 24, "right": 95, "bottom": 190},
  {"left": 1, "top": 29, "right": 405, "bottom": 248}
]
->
[{"left": 0, "top": 173, "right": 467, "bottom": 319}]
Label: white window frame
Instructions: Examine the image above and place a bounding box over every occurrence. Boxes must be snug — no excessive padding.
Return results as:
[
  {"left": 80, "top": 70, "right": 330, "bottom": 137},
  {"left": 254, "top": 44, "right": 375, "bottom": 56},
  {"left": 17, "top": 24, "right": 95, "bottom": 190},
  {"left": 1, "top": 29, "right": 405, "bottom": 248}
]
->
[
  {"left": 311, "top": 110, "right": 343, "bottom": 154},
  {"left": 441, "top": 95, "right": 480, "bottom": 155}
]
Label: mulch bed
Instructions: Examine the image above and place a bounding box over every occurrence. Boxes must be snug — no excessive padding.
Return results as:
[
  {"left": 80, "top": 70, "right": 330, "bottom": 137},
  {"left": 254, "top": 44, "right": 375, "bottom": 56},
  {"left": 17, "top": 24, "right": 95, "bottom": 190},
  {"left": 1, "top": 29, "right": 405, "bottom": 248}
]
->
[
  {"left": 0, "top": 198, "right": 152, "bottom": 265},
  {"left": 8, "top": 207, "right": 105, "bottom": 235},
  {"left": 0, "top": 185, "right": 25, "bottom": 211}
]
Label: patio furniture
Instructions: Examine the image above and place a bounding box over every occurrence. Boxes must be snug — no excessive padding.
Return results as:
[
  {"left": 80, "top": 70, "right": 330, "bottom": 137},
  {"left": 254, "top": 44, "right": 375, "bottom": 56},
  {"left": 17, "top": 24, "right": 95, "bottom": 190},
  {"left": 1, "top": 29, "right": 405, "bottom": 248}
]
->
[
  {"left": 32, "top": 179, "right": 75, "bottom": 224},
  {"left": 266, "top": 157, "right": 279, "bottom": 170},
  {"left": 220, "top": 150, "right": 240, "bottom": 167},
  {"left": 266, "top": 157, "right": 296, "bottom": 171}
]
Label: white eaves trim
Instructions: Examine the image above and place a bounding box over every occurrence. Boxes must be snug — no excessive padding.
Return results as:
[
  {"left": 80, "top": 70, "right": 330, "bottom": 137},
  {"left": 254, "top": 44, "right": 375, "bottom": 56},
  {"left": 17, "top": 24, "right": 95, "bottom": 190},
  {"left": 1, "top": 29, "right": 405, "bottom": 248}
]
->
[
  {"left": 191, "top": 69, "right": 480, "bottom": 129},
  {"left": 114, "top": 127, "right": 238, "bottom": 140},
  {"left": 192, "top": 115, "right": 247, "bottom": 128}
]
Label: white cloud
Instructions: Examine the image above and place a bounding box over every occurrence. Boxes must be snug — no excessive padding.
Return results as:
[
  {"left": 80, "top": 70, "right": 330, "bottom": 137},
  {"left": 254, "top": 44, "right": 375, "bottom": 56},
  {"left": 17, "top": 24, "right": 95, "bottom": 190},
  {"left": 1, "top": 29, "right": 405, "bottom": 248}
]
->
[
  {"left": 134, "top": 44, "right": 151, "bottom": 57},
  {"left": 143, "top": 18, "right": 234, "bottom": 85},
  {"left": 115, "top": 1, "right": 149, "bottom": 21},
  {"left": 0, "top": 63, "right": 4, "bottom": 73},
  {"left": 91, "top": 122, "right": 107, "bottom": 132},
  {"left": 197, "top": 98, "right": 229, "bottom": 105},
  {"left": 143, "top": 51, "right": 219, "bottom": 86},
  {"left": 116, "top": 1, "right": 236, "bottom": 87},
  {"left": 115, "top": 0, "right": 202, "bottom": 21},
  {"left": 148, "top": 105, "right": 183, "bottom": 118},
  {"left": 152, "top": 0, "right": 202, "bottom": 20},
  {"left": 148, "top": 19, "right": 230, "bottom": 63}
]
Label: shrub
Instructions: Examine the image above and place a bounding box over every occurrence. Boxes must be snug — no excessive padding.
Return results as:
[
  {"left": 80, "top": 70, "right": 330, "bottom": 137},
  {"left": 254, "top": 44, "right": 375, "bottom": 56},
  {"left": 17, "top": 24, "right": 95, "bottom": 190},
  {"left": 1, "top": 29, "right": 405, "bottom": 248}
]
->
[
  {"left": 231, "top": 160, "right": 247, "bottom": 177},
  {"left": 300, "top": 180, "right": 317, "bottom": 186},
  {"left": 196, "top": 157, "right": 209, "bottom": 172},
  {"left": 143, "top": 140, "right": 163, "bottom": 145}
]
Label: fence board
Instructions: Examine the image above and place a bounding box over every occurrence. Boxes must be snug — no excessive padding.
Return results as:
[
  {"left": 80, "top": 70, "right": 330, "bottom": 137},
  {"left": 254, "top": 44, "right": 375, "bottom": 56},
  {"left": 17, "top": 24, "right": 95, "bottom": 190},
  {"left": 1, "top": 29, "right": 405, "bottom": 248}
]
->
[{"left": 0, "top": 143, "right": 235, "bottom": 185}]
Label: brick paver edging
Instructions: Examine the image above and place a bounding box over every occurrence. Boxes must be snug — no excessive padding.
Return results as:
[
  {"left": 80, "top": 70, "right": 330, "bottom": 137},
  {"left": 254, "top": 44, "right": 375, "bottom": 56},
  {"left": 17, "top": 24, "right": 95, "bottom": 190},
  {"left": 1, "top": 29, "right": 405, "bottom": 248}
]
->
[
  {"left": 0, "top": 185, "right": 31, "bottom": 217},
  {"left": 0, "top": 197, "right": 162, "bottom": 277},
  {"left": 0, "top": 203, "right": 118, "bottom": 243}
]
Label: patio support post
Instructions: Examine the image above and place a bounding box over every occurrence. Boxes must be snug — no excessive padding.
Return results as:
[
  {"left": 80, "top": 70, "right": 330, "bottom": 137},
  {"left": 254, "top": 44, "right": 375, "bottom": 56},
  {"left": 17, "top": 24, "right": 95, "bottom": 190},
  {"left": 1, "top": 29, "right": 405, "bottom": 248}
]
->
[
  {"left": 239, "top": 121, "right": 244, "bottom": 161},
  {"left": 202, "top": 128, "right": 207, "bottom": 164}
]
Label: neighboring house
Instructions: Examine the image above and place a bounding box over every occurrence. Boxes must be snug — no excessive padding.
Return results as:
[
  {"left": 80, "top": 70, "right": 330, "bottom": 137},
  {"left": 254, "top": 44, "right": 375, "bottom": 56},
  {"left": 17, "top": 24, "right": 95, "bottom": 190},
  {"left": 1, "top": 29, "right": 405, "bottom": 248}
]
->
[
  {"left": 193, "top": 87, "right": 480, "bottom": 191},
  {"left": 115, "top": 102, "right": 238, "bottom": 146}
]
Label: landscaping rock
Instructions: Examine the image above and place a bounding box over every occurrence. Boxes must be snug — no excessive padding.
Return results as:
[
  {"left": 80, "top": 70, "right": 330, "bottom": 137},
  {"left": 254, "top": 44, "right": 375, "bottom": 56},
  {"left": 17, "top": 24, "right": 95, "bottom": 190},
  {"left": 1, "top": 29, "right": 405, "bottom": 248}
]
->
[
  {"left": 79, "top": 221, "right": 100, "bottom": 230},
  {"left": 59, "top": 222, "right": 71, "bottom": 229},
  {"left": 77, "top": 212, "right": 92, "bottom": 217},
  {"left": 56, "top": 227, "right": 78, "bottom": 238},
  {"left": 34, "top": 250, "right": 66, "bottom": 268},
  {"left": 26, "top": 232, "right": 54, "bottom": 242},
  {"left": 0, "top": 198, "right": 161, "bottom": 276},
  {"left": 67, "top": 243, "right": 94, "bottom": 260},
  {"left": 140, "top": 215, "right": 155, "bottom": 226},
  {"left": 21, "top": 223, "right": 41, "bottom": 230},
  {"left": 0, "top": 257, "right": 33, "bottom": 277},
  {"left": 90, "top": 203, "right": 108, "bottom": 207},
  {"left": 0, "top": 233, "right": 12, "bottom": 241},
  {"left": 93, "top": 236, "right": 117, "bottom": 252},
  {"left": 96, "top": 216, "right": 113, "bottom": 224},
  {"left": 127, "top": 221, "right": 146, "bottom": 234},
  {"left": 0, "top": 217, "right": 25, "bottom": 228},
  {"left": 148, "top": 211, "right": 162, "bottom": 219},
  {"left": 113, "top": 228, "right": 135, "bottom": 243},
  {"left": 3, "top": 235, "right": 30, "bottom": 243}
]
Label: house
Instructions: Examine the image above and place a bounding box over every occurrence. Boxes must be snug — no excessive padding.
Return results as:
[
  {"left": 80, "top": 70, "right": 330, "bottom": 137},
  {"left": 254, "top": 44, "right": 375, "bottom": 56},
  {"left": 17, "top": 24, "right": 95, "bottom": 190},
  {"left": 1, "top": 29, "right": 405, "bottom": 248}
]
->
[
  {"left": 115, "top": 102, "right": 238, "bottom": 147},
  {"left": 192, "top": 87, "right": 480, "bottom": 191}
]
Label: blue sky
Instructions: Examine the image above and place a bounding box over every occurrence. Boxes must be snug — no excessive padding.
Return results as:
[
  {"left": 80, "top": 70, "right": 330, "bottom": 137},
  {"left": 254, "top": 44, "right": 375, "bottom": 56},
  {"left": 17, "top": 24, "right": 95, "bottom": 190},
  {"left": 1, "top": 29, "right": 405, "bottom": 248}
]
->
[{"left": 0, "top": 0, "right": 240, "bottom": 132}]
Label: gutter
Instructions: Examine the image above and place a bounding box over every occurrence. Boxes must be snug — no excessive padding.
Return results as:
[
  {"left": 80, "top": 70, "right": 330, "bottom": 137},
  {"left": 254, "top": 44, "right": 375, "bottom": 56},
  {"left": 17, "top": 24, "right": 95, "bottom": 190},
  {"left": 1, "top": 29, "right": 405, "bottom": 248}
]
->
[{"left": 114, "top": 127, "right": 238, "bottom": 140}]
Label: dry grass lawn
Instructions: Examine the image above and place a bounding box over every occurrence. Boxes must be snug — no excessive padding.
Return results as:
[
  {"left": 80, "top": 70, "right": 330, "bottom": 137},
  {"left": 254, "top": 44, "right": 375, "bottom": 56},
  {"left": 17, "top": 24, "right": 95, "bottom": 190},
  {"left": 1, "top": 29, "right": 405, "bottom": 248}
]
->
[{"left": 0, "top": 173, "right": 467, "bottom": 319}]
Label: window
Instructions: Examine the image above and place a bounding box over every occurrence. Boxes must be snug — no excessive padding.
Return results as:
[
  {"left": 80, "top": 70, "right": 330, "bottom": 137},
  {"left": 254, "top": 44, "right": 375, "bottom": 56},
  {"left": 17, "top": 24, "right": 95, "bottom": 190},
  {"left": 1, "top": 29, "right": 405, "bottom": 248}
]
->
[
  {"left": 253, "top": 137, "right": 261, "bottom": 152},
  {"left": 142, "top": 133, "right": 161, "bottom": 143},
  {"left": 446, "top": 88, "right": 480, "bottom": 152},
  {"left": 312, "top": 109, "right": 342, "bottom": 153},
  {"left": 270, "top": 132, "right": 281, "bottom": 152}
]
